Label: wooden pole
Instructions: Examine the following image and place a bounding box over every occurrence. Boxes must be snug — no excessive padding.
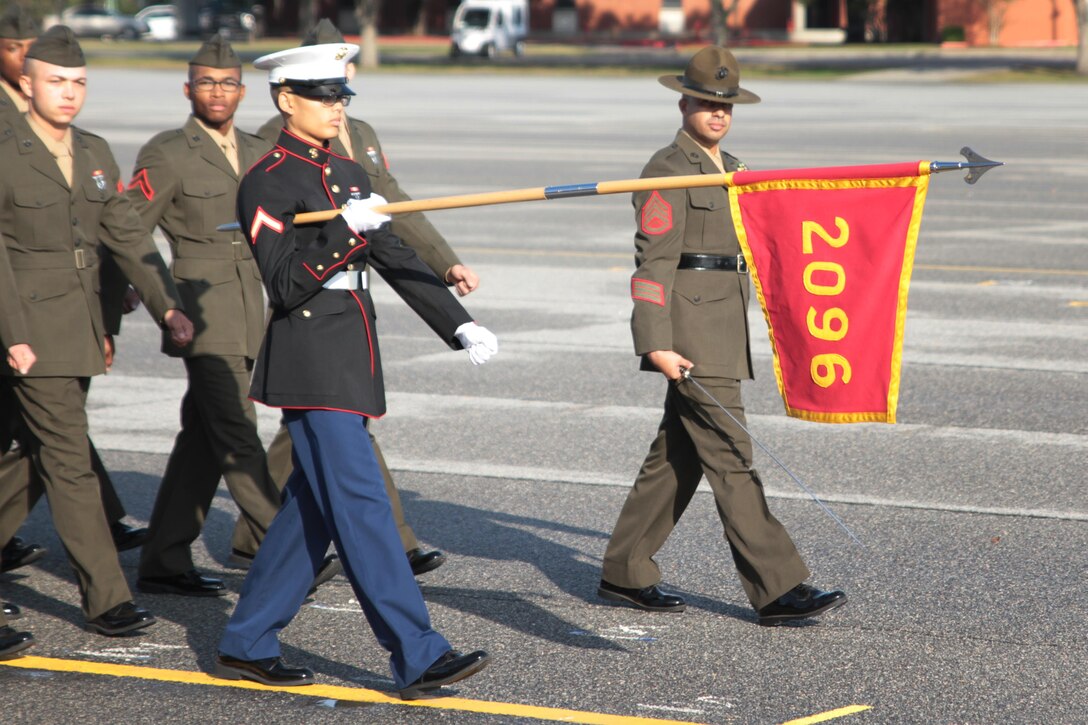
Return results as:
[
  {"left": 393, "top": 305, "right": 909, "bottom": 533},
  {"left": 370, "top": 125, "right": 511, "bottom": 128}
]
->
[{"left": 289, "top": 173, "right": 736, "bottom": 226}]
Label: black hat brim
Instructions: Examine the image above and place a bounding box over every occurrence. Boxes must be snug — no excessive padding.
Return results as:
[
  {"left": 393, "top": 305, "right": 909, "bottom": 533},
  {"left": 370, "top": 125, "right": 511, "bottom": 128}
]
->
[{"left": 279, "top": 78, "right": 355, "bottom": 98}]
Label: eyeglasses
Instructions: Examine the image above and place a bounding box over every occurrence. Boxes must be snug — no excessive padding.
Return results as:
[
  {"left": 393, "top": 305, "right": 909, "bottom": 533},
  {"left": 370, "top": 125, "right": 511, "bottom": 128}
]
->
[
  {"left": 311, "top": 94, "right": 352, "bottom": 108},
  {"left": 191, "top": 78, "right": 242, "bottom": 93}
]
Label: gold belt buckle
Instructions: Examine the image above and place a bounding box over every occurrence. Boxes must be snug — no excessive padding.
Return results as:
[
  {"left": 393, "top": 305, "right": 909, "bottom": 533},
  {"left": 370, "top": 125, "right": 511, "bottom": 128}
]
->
[{"left": 74, "top": 249, "right": 86, "bottom": 269}]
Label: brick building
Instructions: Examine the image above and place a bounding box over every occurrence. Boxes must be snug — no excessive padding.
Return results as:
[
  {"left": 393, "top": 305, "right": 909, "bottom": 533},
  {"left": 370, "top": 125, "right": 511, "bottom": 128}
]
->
[{"left": 263, "top": 0, "right": 1080, "bottom": 48}]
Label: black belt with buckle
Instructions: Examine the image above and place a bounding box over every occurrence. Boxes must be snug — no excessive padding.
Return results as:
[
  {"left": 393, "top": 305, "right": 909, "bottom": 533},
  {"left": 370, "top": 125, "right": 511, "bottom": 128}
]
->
[{"left": 677, "top": 253, "right": 747, "bottom": 273}]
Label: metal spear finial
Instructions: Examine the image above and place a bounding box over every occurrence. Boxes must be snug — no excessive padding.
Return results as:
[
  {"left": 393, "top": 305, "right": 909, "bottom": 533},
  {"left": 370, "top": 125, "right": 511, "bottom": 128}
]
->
[{"left": 929, "top": 147, "right": 1004, "bottom": 185}]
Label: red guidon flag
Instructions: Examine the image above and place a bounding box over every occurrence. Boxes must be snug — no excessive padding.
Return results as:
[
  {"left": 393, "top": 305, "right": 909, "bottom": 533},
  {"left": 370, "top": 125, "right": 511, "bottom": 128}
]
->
[{"left": 728, "top": 162, "right": 930, "bottom": 423}]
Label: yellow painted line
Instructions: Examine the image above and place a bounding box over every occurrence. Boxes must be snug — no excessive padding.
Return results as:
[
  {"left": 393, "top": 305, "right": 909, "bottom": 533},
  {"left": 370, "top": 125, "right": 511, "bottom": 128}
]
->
[
  {"left": 1069, "top": 300, "right": 1088, "bottom": 307},
  {"left": 780, "top": 704, "right": 873, "bottom": 724},
  {"left": 456, "top": 247, "right": 1088, "bottom": 278},
  {"left": 0, "top": 655, "right": 700, "bottom": 725}
]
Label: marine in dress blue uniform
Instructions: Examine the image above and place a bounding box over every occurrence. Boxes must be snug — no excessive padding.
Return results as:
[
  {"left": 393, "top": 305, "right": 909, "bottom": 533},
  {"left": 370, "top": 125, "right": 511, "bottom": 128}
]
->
[{"left": 215, "top": 42, "right": 495, "bottom": 698}]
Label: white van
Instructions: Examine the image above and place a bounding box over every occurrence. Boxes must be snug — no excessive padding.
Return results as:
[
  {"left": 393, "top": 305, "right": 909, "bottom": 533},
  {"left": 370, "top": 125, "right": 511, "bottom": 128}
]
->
[{"left": 450, "top": 0, "right": 528, "bottom": 59}]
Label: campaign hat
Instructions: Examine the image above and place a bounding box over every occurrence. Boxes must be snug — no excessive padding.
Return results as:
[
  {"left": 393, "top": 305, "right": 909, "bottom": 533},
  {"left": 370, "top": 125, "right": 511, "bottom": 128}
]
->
[{"left": 658, "top": 46, "right": 760, "bottom": 104}]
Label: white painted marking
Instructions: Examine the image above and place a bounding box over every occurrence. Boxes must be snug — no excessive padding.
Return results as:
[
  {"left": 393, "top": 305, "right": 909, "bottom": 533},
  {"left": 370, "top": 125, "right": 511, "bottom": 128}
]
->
[
  {"left": 637, "top": 704, "right": 705, "bottom": 715},
  {"left": 307, "top": 604, "right": 362, "bottom": 614}
]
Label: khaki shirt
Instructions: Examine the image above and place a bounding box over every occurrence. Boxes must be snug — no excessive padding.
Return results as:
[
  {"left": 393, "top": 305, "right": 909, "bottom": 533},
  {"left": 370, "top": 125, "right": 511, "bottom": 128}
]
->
[
  {"left": 0, "top": 81, "right": 28, "bottom": 115},
  {"left": 193, "top": 117, "right": 240, "bottom": 174},
  {"left": 26, "top": 114, "right": 75, "bottom": 186}
]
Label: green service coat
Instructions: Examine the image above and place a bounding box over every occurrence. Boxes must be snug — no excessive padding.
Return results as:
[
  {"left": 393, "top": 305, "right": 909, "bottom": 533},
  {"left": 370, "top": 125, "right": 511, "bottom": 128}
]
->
[
  {"left": 0, "top": 116, "right": 182, "bottom": 377},
  {"left": 126, "top": 116, "right": 272, "bottom": 358},
  {"left": 630, "top": 131, "right": 754, "bottom": 381}
]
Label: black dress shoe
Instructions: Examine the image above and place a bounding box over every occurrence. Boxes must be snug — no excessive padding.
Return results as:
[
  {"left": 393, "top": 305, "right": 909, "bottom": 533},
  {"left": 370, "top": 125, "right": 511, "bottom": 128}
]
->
[
  {"left": 597, "top": 579, "right": 686, "bottom": 612},
  {"left": 3, "top": 602, "right": 22, "bottom": 620},
  {"left": 0, "top": 625, "right": 35, "bottom": 659},
  {"left": 85, "top": 602, "right": 156, "bottom": 636},
  {"left": 757, "top": 583, "right": 847, "bottom": 626},
  {"left": 306, "top": 555, "right": 342, "bottom": 595},
  {"left": 110, "top": 522, "right": 149, "bottom": 552},
  {"left": 214, "top": 654, "right": 314, "bottom": 686},
  {"left": 407, "top": 548, "right": 446, "bottom": 577},
  {"left": 399, "top": 649, "right": 491, "bottom": 700},
  {"left": 137, "top": 570, "right": 225, "bottom": 597},
  {"left": 226, "top": 549, "right": 254, "bottom": 570},
  {"left": 1, "top": 536, "right": 47, "bottom": 573}
]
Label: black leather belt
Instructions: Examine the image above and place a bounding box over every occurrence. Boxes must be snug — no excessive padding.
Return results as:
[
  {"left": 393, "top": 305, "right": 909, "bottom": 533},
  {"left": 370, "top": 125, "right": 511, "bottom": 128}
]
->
[{"left": 677, "top": 253, "right": 747, "bottom": 273}]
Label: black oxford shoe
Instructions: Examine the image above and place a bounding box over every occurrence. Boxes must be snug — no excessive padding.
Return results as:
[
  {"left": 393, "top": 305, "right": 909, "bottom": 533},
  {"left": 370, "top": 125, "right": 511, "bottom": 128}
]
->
[
  {"left": 226, "top": 549, "right": 254, "bottom": 570},
  {"left": 110, "top": 522, "right": 149, "bottom": 552},
  {"left": 1, "top": 536, "right": 47, "bottom": 573},
  {"left": 3, "top": 602, "right": 22, "bottom": 620},
  {"left": 0, "top": 625, "right": 35, "bottom": 659},
  {"left": 597, "top": 579, "right": 686, "bottom": 612},
  {"left": 407, "top": 548, "right": 446, "bottom": 577},
  {"left": 137, "top": 570, "right": 225, "bottom": 597},
  {"left": 758, "top": 583, "right": 847, "bottom": 626},
  {"left": 214, "top": 655, "right": 314, "bottom": 686},
  {"left": 306, "top": 555, "right": 342, "bottom": 595},
  {"left": 399, "top": 649, "right": 491, "bottom": 700},
  {"left": 85, "top": 602, "right": 156, "bottom": 636}
]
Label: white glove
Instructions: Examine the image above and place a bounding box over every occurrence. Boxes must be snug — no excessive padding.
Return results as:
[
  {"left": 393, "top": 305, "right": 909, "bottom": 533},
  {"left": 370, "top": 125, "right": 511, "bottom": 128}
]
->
[
  {"left": 342, "top": 194, "right": 390, "bottom": 234},
  {"left": 454, "top": 322, "right": 498, "bottom": 366}
]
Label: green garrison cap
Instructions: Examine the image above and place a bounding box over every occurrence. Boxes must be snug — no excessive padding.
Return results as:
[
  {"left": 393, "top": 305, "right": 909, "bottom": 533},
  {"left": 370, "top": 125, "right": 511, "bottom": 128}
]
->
[
  {"left": 189, "top": 33, "right": 240, "bottom": 68},
  {"left": 301, "top": 18, "right": 344, "bottom": 46},
  {"left": 25, "top": 25, "right": 85, "bottom": 68},
  {"left": 0, "top": 5, "right": 39, "bottom": 39}
]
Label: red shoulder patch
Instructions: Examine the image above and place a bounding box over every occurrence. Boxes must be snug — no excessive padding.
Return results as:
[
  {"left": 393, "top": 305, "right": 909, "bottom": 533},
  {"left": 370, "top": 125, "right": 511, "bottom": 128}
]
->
[
  {"left": 640, "top": 190, "right": 672, "bottom": 236},
  {"left": 116, "top": 179, "right": 123, "bottom": 194},
  {"left": 127, "top": 168, "right": 155, "bottom": 201}
]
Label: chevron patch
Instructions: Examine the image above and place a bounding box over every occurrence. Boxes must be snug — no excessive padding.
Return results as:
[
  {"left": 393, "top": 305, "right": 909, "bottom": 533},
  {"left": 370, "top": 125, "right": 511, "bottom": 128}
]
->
[
  {"left": 640, "top": 190, "right": 672, "bottom": 235},
  {"left": 249, "top": 206, "right": 284, "bottom": 242},
  {"left": 127, "top": 168, "right": 154, "bottom": 201}
]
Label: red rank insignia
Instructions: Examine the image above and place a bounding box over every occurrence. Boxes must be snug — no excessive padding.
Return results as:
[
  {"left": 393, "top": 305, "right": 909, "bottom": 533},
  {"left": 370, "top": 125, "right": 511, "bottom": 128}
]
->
[
  {"left": 249, "top": 206, "right": 284, "bottom": 242},
  {"left": 640, "top": 190, "right": 672, "bottom": 235},
  {"left": 127, "top": 169, "right": 155, "bottom": 201},
  {"left": 631, "top": 277, "right": 665, "bottom": 306}
]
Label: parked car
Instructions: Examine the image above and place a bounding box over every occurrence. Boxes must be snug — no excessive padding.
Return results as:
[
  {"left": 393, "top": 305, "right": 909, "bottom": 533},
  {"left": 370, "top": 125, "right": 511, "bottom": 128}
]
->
[
  {"left": 450, "top": 0, "right": 527, "bottom": 59},
  {"left": 199, "top": 1, "right": 256, "bottom": 41},
  {"left": 135, "top": 4, "right": 180, "bottom": 41},
  {"left": 50, "top": 5, "right": 149, "bottom": 40}
]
